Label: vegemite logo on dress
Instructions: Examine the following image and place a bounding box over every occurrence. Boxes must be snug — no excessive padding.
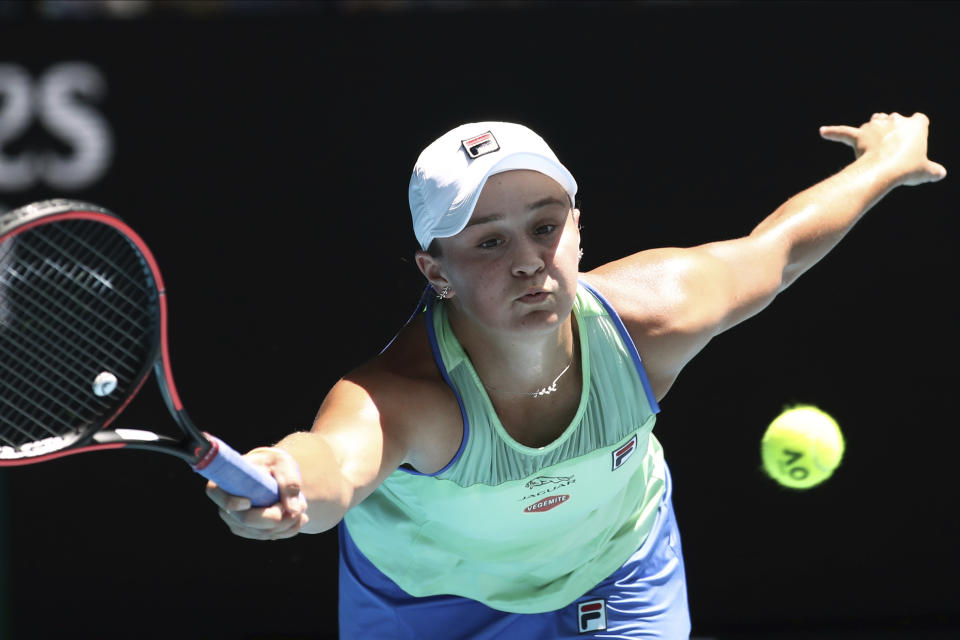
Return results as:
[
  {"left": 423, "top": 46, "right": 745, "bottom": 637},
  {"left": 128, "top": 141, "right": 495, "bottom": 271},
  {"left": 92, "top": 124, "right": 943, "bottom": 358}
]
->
[{"left": 523, "top": 494, "right": 570, "bottom": 513}]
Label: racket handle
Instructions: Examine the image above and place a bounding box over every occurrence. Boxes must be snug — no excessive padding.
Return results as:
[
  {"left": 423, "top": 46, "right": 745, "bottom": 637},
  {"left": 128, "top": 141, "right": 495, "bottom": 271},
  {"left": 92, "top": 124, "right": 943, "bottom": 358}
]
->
[{"left": 192, "top": 435, "right": 280, "bottom": 507}]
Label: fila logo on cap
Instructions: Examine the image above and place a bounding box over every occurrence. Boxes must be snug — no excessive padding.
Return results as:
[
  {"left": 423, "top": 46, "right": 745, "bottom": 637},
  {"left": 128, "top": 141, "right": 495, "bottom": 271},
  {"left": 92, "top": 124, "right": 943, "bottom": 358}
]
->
[
  {"left": 577, "top": 598, "right": 607, "bottom": 634},
  {"left": 461, "top": 131, "right": 500, "bottom": 159}
]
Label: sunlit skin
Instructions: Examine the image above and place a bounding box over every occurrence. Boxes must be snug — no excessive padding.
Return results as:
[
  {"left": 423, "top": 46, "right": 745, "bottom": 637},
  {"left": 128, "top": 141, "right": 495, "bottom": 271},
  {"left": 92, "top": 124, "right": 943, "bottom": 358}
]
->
[
  {"left": 204, "top": 112, "right": 946, "bottom": 542},
  {"left": 415, "top": 170, "right": 583, "bottom": 394}
]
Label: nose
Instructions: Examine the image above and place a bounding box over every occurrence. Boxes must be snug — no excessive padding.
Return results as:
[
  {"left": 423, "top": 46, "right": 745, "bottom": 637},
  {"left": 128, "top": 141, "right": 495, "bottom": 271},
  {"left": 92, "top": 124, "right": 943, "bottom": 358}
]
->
[{"left": 510, "top": 237, "right": 545, "bottom": 277}]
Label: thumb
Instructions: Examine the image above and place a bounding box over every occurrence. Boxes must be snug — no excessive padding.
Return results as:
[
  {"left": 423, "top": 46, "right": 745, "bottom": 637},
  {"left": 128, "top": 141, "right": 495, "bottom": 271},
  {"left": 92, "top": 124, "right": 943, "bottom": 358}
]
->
[
  {"left": 928, "top": 160, "right": 947, "bottom": 181},
  {"left": 902, "top": 160, "right": 948, "bottom": 186}
]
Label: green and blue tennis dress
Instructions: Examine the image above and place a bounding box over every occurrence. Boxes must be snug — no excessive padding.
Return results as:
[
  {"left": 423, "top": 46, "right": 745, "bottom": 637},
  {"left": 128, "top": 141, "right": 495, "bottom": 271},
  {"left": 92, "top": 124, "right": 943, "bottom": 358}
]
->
[{"left": 338, "top": 282, "right": 690, "bottom": 638}]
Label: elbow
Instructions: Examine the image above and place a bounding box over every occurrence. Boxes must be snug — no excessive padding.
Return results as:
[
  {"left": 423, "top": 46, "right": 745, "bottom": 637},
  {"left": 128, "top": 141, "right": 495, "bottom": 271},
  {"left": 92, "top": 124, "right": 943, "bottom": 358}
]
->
[
  {"left": 779, "top": 255, "right": 816, "bottom": 293},
  {"left": 300, "top": 496, "right": 350, "bottom": 534}
]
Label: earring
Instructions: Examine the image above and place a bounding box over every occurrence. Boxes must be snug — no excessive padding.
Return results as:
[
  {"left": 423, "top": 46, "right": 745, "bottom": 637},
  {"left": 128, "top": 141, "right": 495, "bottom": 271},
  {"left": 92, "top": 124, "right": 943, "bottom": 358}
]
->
[
  {"left": 437, "top": 285, "right": 451, "bottom": 300},
  {"left": 578, "top": 248, "right": 584, "bottom": 262}
]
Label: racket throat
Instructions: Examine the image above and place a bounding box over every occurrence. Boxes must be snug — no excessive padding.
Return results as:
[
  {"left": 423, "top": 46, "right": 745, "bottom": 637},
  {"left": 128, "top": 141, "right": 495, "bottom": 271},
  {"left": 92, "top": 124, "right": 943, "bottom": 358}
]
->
[{"left": 91, "top": 429, "right": 210, "bottom": 464}]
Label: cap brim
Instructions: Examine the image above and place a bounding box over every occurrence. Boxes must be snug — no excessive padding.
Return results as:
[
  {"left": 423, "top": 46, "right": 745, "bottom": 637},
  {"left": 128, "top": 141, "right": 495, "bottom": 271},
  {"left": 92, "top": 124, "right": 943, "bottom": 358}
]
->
[{"left": 431, "top": 152, "right": 578, "bottom": 244}]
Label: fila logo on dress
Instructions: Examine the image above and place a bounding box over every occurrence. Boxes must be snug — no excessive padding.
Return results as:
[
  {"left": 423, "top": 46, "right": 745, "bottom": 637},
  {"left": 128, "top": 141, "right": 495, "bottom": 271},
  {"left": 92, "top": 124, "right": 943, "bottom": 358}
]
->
[
  {"left": 612, "top": 435, "right": 637, "bottom": 471},
  {"left": 577, "top": 599, "right": 607, "bottom": 633}
]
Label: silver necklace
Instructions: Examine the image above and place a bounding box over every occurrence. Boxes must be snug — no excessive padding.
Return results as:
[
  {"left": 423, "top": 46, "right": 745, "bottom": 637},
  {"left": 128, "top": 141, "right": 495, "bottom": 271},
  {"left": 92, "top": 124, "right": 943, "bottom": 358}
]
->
[{"left": 483, "top": 360, "right": 574, "bottom": 399}]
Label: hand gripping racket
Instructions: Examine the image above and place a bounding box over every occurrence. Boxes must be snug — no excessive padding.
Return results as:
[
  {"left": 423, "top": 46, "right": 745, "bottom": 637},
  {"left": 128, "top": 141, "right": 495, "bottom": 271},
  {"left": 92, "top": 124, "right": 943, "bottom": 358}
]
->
[{"left": 0, "top": 199, "right": 279, "bottom": 506}]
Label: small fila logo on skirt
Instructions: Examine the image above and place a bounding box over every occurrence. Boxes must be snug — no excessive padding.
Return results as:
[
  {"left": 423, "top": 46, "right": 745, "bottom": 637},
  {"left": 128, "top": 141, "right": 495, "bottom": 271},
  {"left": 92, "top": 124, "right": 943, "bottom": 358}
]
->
[{"left": 577, "top": 598, "right": 607, "bottom": 634}]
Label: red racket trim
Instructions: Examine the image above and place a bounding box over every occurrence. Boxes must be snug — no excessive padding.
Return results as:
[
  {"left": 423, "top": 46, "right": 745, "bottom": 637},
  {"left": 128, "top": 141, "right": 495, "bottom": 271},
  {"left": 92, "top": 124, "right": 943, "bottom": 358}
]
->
[
  {"left": 0, "top": 442, "right": 126, "bottom": 467},
  {"left": 5, "top": 210, "right": 166, "bottom": 291},
  {"left": 192, "top": 436, "right": 220, "bottom": 471},
  {"left": 157, "top": 291, "right": 183, "bottom": 411}
]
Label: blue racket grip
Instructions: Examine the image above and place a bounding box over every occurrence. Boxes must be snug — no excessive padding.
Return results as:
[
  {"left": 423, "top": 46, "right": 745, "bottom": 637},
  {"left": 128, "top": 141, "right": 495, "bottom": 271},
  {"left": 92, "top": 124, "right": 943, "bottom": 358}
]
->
[{"left": 192, "top": 435, "right": 280, "bottom": 507}]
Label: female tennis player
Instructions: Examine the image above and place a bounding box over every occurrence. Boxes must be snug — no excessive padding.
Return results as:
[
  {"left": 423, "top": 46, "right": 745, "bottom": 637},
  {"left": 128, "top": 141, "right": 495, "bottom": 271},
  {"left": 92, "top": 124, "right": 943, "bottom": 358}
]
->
[{"left": 206, "top": 113, "right": 944, "bottom": 638}]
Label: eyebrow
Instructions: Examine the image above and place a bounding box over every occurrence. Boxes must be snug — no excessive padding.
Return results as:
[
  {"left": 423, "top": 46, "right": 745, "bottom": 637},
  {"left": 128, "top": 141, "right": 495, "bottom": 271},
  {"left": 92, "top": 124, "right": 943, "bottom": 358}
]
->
[
  {"left": 465, "top": 197, "right": 569, "bottom": 229},
  {"left": 464, "top": 213, "right": 505, "bottom": 229},
  {"left": 526, "top": 196, "right": 569, "bottom": 211}
]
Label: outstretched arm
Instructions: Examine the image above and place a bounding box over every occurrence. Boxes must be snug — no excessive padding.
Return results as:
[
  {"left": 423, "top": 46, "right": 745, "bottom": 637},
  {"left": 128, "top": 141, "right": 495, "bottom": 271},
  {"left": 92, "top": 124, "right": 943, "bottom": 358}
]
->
[
  {"left": 204, "top": 370, "right": 415, "bottom": 539},
  {"left": 588, "top": 112, "right": 945, "bottom": 399}
]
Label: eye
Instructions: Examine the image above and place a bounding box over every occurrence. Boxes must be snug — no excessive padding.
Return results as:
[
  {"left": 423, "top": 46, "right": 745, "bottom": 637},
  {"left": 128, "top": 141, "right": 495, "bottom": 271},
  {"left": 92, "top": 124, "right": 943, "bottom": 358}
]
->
[
  {"left": 535, "top": 224, "right": 557, "bottom": 236},
  {"left": 477, "top": 237, "right": 502, "bottom": 249}
]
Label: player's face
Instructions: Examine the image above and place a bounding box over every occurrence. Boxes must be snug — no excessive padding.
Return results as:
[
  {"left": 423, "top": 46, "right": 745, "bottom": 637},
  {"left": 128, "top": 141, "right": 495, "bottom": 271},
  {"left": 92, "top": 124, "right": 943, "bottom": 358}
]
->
[{"left": 421, "top": 169, "right": 581, "bottom": 336}]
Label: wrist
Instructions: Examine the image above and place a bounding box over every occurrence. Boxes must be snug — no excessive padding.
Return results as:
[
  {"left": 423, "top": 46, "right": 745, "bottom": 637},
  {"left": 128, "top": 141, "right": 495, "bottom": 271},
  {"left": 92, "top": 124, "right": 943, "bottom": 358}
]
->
[{"left": 851, "top": 150, "right": 906, "bottom": 191}]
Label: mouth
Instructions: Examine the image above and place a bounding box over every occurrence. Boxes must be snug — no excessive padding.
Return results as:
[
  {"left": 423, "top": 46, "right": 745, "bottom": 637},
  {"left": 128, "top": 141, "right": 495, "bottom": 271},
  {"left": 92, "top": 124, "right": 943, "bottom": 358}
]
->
[{"left": 517, "top": 290, "right": 550, "bottom": 303}]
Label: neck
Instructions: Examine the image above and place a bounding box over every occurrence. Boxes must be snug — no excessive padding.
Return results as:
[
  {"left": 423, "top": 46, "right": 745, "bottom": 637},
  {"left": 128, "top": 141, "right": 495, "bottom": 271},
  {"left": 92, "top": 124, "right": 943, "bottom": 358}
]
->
[{"left": 445, "top": 305, "right": 578, "bottom": 397}]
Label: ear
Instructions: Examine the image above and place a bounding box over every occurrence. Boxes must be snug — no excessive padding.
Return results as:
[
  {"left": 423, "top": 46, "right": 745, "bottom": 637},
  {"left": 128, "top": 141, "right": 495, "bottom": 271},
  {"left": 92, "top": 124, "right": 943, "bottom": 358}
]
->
[
  {"left": 571, "top": 208, "right": 582, "bottom": 248},
  {"left": 415, "top": 250, "right": 452, "bottom": 297}
]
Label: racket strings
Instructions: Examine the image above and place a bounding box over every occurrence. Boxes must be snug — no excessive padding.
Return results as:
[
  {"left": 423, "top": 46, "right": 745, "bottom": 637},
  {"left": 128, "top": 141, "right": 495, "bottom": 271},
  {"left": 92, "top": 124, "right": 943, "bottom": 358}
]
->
[
  {"left": 0, "top": 288, "right": 134, "bottom": 381},
  {"left": 41, "top": 220, "right": 153, "bottom": 309},
  {"left": 0, "top": 337, "right": 109, "bottom": 424},
  {"left": 0, "top": 219, "right": 160, "bottom": 451},
  {"left": 16, "top": 227, "right": 151, "bottom": 344},
  {"left": 0, "top": 283, "right": 139, "bottom": 421},
  {"left": 0, "top": 229, "right": 148, "bottom": 375},
  {"left": 6, "top": 248, "right": 149, "bottom": 358}
]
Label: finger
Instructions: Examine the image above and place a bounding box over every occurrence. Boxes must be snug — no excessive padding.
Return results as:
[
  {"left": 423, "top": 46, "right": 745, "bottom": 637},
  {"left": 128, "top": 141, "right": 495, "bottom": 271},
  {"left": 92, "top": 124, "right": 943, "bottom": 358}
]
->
[
  {"left": 267, "top": 516, "right": 309, "bottom": 540},
  {"left": 928, "top": 161, "right": 947, "bottom": 180},
  {"left": 218, "top": 506, "right": 285, "bottom": 534},
  {"left": 223, "top": 503, "right": 291, "bottom": 529},
  {"left": 290, "top": 492, "right": 308, "bottom": 518},
  {"left": 871, "top": 112, "right": 888, "bottom": 121},
  {"left": 218, "top": 508, "right": 307, "bottom": 540},
  {"left": 819, "top": 125, "right": 859, "bottom": 144},
  {"left": 205, "top": 482, "right": 252, "bottom": 512},
  {"left": 229, "top": 447, "right": 301, "bottom": 513},
  {"left": 276, "top": 478, "right": 303, "bottom": 515},
  {"left": 221, "top": 516, "right": 290, "bottom": 541},
  {"left": 228, "top": 499, "right": 308, "bottom": 528},
  {"left": 260, "top": 450, "right": 304, "bottom": 515},
  {"left": 261, "top": 512, "right": 310, "bottom": 540},
  {"left": 230, "top": 522, "right": 302, "bottom": 541}
]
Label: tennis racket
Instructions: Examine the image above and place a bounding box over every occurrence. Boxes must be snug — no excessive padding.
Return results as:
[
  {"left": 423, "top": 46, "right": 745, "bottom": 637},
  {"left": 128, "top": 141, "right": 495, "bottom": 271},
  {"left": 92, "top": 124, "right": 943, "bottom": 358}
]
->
[{"left": 0, "top": 198, "right": 279, "bottom": 506}]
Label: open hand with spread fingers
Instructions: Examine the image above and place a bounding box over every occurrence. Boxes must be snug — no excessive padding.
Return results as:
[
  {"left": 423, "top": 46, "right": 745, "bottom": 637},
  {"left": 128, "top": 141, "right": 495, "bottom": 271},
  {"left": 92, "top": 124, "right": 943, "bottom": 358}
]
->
[{"left": 820, "top": 112, "right": 946, "bottom": 186}]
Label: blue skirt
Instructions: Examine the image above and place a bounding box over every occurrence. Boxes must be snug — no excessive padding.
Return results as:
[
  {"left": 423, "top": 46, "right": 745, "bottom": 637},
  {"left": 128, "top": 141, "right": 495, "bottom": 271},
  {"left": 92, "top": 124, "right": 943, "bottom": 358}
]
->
[{"left": 338, "top": 464, "right": 690, "bottom": 639}]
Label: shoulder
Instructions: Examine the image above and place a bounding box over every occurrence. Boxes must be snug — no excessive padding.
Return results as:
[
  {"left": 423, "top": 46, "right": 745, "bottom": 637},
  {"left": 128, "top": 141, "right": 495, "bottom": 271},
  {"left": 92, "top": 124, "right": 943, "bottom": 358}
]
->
[
  {"left": 326, "top": 312, "right": 463, "bottom": 475},
  {"left": 582, "top": 247, "right": 727, "bottom": 334},
  {"left": 580, "top": 248, "right": 732, "bottom": 399}
]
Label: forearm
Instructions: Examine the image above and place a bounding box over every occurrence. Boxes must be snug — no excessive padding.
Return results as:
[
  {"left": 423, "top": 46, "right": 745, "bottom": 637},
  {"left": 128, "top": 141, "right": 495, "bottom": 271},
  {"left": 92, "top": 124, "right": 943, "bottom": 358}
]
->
[
  {"left": 751, "top": 112, "right": 944, "bottom": 290},
  {"left": 750, "top": 152, "right": 900, "bottom": 290},
  {"left": 274, "top": 430, "right": 353, "bottom": 533}
]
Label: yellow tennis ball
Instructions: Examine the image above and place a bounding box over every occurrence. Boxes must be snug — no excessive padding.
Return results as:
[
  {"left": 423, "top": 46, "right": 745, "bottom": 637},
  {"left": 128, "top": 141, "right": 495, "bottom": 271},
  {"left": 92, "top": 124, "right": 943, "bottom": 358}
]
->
[{"left": 761, "top": 405, "right": 845, "bottom": 489}]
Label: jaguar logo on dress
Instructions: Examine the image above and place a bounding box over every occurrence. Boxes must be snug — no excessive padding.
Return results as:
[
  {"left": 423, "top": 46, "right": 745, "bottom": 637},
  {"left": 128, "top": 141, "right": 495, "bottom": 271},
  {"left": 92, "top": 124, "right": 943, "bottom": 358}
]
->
[
  {"left": 518, "top": 475, "right": 576, "bottom": 503},
  {"left": 612, "top": 435, "right": 638, "bottom": 471},
  {"left": 525, "top": 475, "right": 573, "bottom": 489}
]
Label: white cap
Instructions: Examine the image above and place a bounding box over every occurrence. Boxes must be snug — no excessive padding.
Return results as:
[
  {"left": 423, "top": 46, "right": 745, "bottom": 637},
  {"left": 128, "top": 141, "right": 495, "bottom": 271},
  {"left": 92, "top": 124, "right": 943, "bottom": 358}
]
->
[{"left": 409, "top": 122, "right": 578, "bottom": 250}]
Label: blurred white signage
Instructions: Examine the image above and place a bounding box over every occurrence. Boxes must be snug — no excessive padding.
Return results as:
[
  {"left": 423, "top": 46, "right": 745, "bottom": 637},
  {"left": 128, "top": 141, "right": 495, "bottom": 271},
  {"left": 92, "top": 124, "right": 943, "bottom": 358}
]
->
[{"left": 0, "top": 62, "right": 113, "bottom": 193}]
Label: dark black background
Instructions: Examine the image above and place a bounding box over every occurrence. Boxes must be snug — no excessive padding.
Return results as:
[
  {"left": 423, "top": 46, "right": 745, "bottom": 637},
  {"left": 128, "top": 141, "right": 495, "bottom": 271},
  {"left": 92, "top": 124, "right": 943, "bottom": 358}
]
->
[{"left": 1, "top": 2, "right": 958, "bottom": 638}]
